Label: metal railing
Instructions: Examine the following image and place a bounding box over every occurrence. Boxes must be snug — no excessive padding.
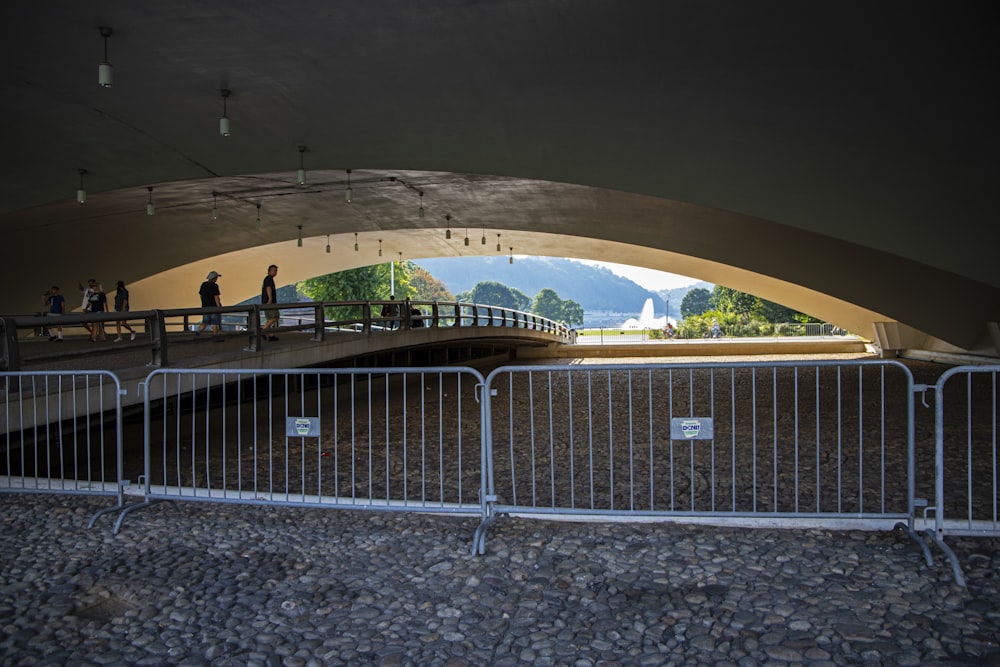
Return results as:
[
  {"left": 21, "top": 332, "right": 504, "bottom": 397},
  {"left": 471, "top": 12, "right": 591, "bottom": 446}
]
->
[
  {"left": 109, "top": 366, "right": 488, "bottom": 533},
  {"left": 0, "top": 300, "right": 572, "bottom": 371},
  {"left": 927, "top": 365, "right": 1000, "bottom": 585},
  {"left": 8, "top": 360, "right": 997, "bottom": 587},
  {"left": 1, "top": 370, "right": 128, "bottom": 526},
  {"left": 473, "top": 361, "right": 923, "bottom": 554}
]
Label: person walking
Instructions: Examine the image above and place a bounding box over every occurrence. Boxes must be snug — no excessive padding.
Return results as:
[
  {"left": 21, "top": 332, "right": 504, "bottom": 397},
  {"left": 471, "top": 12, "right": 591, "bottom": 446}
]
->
[
  {"left": 87, "top": 282, "right": 108, "bottom": 342},
  {"left": 78, "top": 278, "right": 98, "bottom": 336},
  {"left": 196, "top": 271, "right": 223, "bottom": 334},
  {"left": 112, "top": 280, "right": 137, "bottom": 342},
  {"left": 43, "top": 286, "right": 65, "bottom": 341},
  {"left": 261, "top": 264, "right": 279, "bottom": 341}
]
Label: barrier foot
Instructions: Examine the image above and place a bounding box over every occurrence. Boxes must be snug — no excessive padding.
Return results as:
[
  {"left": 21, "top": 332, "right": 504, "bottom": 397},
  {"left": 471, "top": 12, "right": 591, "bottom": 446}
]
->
[
  {"left": 471, "top": 514, "right": 496, "bottom": 556},
  {"left": 87, "top": 502, "right": 127, "bottom": 529},
  {"left": 111, "top": 499, "right": 168, "bottom": 535},
  {"left": 924, "top": 530, "right": 968, "bottom": 588},
  {"left": 899, "top": 523, "right": 934, "bottom": 567}
]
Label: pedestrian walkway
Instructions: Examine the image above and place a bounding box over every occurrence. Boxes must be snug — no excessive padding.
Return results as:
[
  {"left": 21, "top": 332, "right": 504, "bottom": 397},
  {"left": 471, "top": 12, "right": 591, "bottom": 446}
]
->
[{"left": 1, "top": 493, "right": 997, "bottom": 665}]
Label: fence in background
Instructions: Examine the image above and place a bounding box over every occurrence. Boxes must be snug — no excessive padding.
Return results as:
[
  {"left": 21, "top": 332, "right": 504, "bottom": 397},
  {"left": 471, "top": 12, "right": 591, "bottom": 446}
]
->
[{"left": 0, "top": 300, "right": 572, "bottom": 371}]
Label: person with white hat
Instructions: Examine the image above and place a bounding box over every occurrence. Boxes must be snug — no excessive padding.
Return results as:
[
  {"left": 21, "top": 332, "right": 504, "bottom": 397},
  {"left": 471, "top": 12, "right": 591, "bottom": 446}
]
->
[{"left": 196, "top": 271, "right": 223, "bottom": 334}]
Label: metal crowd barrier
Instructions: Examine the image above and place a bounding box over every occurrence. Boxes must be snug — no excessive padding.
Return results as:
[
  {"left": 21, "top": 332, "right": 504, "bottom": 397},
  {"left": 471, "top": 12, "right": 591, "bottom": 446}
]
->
[
  {"left": 0, "top": 370, "right": 128, "bottom": 527},
  {"left": 473, "top": 361, "right": 926, "bottom": 556},
  {"left": 7, "top": 361, "right": 998, "bottom": 587},
  {"left": 929, "top": 365, "right": 1000, "bottom": 586},
  {"left": 110, "top": 367, "right": 488, "bottom": 533}
]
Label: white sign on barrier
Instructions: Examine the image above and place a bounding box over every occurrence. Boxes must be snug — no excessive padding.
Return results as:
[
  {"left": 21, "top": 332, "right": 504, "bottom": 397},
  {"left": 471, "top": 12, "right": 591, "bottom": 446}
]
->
[
  {"left": 670, "top": 417, "right": 714, "bottom": 440},
  {"left": 286, "top": 416, "right": 321, "bottom": 437}
]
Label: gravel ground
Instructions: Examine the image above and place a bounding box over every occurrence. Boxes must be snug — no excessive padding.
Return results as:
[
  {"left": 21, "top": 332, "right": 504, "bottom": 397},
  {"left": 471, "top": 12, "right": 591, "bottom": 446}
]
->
[{"left": 1, "top": 493, "right": 998, "bottom": 667}]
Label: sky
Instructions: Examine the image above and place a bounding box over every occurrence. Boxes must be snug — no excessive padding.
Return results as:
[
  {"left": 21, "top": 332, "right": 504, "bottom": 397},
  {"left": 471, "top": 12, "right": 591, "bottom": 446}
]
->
[{"left": 575, "top": 260, "right": 698, "bottom": 292}]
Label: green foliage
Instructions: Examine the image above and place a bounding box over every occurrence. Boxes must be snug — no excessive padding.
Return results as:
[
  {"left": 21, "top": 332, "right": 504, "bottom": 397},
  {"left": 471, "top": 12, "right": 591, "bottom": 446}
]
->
[
  {"left": 457, "top": 281, "right": 531, "bottom": 310},
  {"left": 679, "top": 285, "right": 824, "bottom": 336},
  {"left": 561, "top": 299, "right": 584, "bottom": 327},
  {"left": 680, "top": 288, "right": 712, "bottom": 318},
  {"left": 298, "top": 263, "right": 412, "bottom": 320},
  {"left": 531, "top": 288, "right": 583, "bottom": 326},
  {"left": 710, "top": 286, "right": 761, "bottom": 322}
]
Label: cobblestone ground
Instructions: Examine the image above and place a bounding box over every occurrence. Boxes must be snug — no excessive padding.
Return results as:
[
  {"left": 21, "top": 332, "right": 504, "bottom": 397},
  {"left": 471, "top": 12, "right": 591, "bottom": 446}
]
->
[{"left": 1, "top": 493, "right": 998, "bottom": 666}]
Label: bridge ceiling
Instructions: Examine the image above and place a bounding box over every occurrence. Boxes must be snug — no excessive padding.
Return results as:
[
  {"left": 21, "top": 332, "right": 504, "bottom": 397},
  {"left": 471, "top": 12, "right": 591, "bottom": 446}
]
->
[{"left": 1, "top": 2, "right": 997, "bottom": 352}]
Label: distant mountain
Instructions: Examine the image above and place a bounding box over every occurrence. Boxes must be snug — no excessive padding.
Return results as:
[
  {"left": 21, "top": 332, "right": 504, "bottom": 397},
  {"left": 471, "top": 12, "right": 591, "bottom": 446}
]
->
[{"left": 413, "top": 257, "right": 711, "bottom": 325}]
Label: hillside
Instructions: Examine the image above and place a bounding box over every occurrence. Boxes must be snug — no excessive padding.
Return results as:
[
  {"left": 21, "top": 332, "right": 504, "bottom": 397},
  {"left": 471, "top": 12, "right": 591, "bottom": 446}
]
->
[{"left": 413, "top": 257, "right": 710, "bottom": 325}]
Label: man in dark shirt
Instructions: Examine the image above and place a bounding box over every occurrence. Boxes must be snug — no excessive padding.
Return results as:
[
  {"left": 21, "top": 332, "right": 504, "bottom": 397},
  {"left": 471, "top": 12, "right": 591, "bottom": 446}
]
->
[
  {"left": 261, "top": 264, "right": 279, "bottom": 341},
  {"left": 196, "top": 271, "right": 222, "bottom": 334}
]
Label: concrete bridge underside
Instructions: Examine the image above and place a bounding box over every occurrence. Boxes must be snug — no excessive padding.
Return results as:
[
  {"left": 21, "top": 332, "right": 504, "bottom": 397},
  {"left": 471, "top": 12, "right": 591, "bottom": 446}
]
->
[{"left": 1, "top": 2, "right": 997, "bottom": 359}]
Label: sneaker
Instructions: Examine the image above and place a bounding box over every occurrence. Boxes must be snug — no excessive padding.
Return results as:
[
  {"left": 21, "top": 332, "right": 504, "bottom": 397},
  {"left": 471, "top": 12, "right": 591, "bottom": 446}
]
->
[
  {"left": 55, "top": 338, "right": 63, "bottom": 342},
  {"left": 48, "top": 336, "right": 56, "bottom": 342},
  {"left": 113, "top": 337, "right": 122, "bottom": 342},
  {"left": 267, "top": 335, "right": 279, "bottom": 341},
  {"left": 130, "top": 331, "right": 137, "bottom": 340}
]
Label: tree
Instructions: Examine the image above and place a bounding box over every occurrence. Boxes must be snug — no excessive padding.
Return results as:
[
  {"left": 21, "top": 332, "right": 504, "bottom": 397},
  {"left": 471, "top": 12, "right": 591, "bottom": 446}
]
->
[
  {"left": 680, "top": 287, "right": 711, "bottom": 318},
  {"left": 457, "top": 281, "right": 531, "bottom": 310},
  {"left": 530, "top": 288, "right": 583, "bottom": 326},
  {"left": 561, "top": 299, "right": 584, "bottom": 327},
  {"left": 710, "top": 286, "right": 761, "bottom": 323},
  {"left": 531, "top": 288, "right": 563, "bottom": 321},
  {"left": 408, "top": 264, "right": 453, "bottom": 301},
  {"left": 298, "top": 263, "right": 413, "bottom": 320}
]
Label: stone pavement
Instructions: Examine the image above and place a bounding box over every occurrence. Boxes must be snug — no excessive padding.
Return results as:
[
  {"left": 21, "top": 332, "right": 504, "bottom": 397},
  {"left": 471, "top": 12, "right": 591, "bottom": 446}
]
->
[{"left": 1, "top": 493, "right": 998, "bottom": 666}]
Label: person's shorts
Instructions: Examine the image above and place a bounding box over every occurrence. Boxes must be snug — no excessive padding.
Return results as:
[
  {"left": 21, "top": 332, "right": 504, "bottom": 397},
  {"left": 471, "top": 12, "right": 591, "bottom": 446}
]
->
[
  {"left": 203, "top": 313, "right": 221, "bottom": 325},
  {"left": 264, "top": 309, "right": 279, "bottom": 321}
]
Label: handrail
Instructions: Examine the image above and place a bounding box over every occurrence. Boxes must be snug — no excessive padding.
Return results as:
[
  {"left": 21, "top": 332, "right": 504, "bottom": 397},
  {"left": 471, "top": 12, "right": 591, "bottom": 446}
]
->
[{"left": 0, "top": 300, "right": 572, "bottom": 371}]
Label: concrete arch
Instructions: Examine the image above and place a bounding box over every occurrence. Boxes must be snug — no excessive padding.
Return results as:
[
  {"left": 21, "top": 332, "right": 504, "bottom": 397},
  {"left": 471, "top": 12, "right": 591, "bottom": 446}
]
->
[{"left": 1, "top": 3, "right": 997, "bottom": 357}]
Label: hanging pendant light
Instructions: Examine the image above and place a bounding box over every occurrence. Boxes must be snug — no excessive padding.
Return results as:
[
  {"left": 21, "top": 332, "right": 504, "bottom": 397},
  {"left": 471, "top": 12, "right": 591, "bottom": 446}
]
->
[
  {"left": 509, "top": 247, "right": 514, "bottom": 264},
  {"left": 297, "top": 225, "right": 303, "bottom": 247},
  {"left": 146, "top": 186, "right": 155, "bottom": 216},
  {"left": 464, "top": 228, "right": 470, "bottom": 247},
  {"left": 445, "top": 214, "right": 451, "bottom": 239},
  {"left": 98, "top": 27, "right": 114, "bottom": 87},
  {"left": 378, "top": 239, "right": 383, "bottom": 257},
  {"left": 354, "top": 232, "right": 359, "bottom": 251},
  {"left": 325, "top": 234, "right": 331, "bottom": 254},
  {"left": 211, "top": 192, "right": 218, "bottom": 220},
  {"left": 481, "top": 227, "right": 487, "bottom": 245},
  {"left": 219, "top": 89, "right": 231, "bottom": 136},
  {"left": 418, "top": 191, "right": 425, "bottom": 218},
  {"left": 345, "top": 169, "right": 352, "bottom": 203},
  {"left": 256, "top": 202, "right": 261, "bottom": 228},
  {"left": 297, "top": 145, "right": 307, "bottom": 186},
  {"left": 496, "top": 233, "right": 501, "bottom": 252},
  {"left": 76, "top": 169, "right": 87, "bottom": 204}
]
